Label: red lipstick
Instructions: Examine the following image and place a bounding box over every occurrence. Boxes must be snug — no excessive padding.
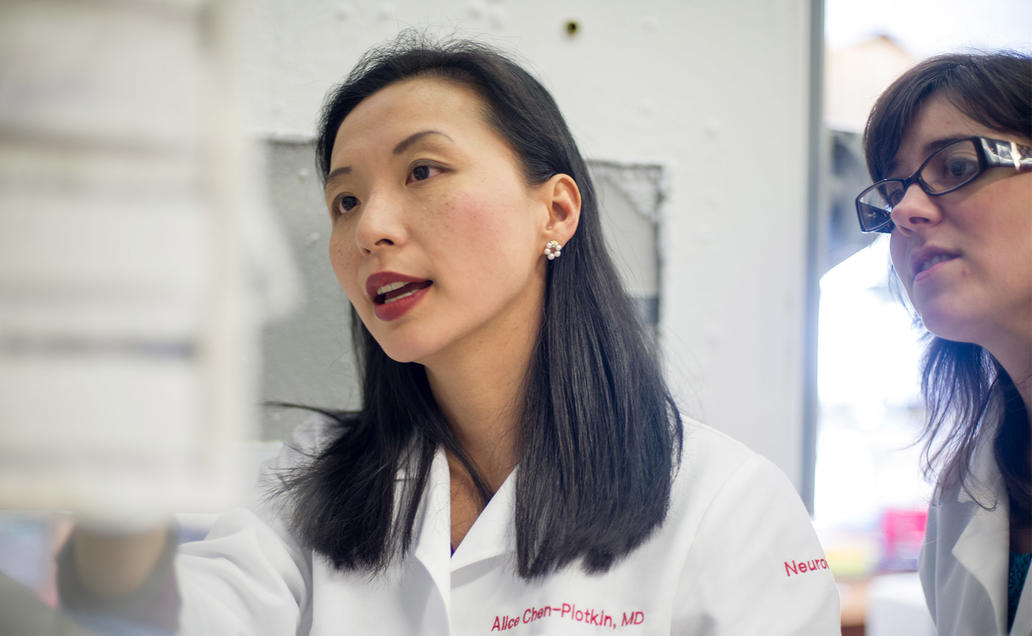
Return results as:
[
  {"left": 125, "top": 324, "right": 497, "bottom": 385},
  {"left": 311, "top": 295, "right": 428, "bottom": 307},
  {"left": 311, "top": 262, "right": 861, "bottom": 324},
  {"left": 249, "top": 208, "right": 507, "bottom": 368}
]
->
[{"left": 365, "top": 272, "right": 432, "bottom": 321}]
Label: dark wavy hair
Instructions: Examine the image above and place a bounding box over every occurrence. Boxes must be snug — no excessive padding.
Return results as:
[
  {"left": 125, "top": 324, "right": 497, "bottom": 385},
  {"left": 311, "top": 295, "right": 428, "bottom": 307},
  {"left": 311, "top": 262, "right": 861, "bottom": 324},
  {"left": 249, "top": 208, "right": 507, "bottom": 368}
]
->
[
  {"left": 863, "top": 51, "right": 1032, "bottom": 523},
  {"left": 279, "top": 34, "right": 682, "bottom": 578}
]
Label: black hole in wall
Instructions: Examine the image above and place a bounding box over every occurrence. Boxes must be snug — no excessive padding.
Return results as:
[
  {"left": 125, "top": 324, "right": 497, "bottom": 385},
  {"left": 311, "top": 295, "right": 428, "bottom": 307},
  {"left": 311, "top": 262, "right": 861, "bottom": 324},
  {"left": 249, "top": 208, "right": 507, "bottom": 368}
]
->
[{"left": 565, "top": 20, "right": 579, "bottom": 37}]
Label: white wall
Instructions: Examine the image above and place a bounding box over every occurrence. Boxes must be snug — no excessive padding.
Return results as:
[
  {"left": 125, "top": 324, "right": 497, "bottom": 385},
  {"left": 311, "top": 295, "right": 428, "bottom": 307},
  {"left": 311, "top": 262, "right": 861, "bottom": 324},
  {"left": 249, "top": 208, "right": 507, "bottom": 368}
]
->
[{"left": 241, "top": 0, "right": 816, "bottom": 490}]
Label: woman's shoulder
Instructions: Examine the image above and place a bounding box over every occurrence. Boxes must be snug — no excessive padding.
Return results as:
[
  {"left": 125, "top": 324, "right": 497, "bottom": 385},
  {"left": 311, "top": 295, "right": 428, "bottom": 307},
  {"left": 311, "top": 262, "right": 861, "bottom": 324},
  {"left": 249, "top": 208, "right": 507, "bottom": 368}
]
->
[
  {"left": 663, "top": 419, "right": 840, "bottom": 631},
  {"left": 929, "top": 425, "right": 1005, "bottom": 509},
  {"left": 679, "top": 417, "right": 756, "bottom": 460},
  {"left": 668, "top": 417, "right": 813, "bottom": 535},
  {"left": 676, "top": 417, "right": 784, "bottom": 489}
]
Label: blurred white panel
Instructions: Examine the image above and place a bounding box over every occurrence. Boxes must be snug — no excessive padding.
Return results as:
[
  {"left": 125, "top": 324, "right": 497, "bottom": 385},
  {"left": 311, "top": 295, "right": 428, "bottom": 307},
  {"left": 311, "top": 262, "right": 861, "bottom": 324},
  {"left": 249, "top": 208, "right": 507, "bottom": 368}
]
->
[
  {"left": 0, "top": 0, "right": 262, "bottom": 519},
  {"left": 0, "top": 0, "right": 205, "bottom": 147}
]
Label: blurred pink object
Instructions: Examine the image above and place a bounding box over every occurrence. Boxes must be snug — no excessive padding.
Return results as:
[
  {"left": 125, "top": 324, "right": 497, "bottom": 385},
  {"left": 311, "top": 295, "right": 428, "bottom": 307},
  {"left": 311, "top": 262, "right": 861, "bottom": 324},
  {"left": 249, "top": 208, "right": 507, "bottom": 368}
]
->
[{"left": 881, "top": 507, "right": 928, "bottom": 571}]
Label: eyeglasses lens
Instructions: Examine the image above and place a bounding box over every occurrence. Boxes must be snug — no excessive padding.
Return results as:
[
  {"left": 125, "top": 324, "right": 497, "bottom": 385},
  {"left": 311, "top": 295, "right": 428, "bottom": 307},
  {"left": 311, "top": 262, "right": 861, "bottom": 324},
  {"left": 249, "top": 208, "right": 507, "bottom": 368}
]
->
[
  {"left": 920, "top": 138, "right": 981, "bottom": 193},
  {"left": 857, "top": 182, "right": 902, "bottom": 232},
  {"left": 855, "top": 139, "right": 985, "bottom": 233}
]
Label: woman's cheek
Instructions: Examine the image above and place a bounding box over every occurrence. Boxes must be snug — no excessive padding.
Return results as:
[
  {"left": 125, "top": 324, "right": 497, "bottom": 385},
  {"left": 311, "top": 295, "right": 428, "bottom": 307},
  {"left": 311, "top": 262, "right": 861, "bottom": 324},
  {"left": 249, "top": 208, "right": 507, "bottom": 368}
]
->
[
  {"left": 329, "top": 239, "right": 360, "bottom": 300},
  {"left": 888, "top": 233, "right": 911, "bottom": 288}
]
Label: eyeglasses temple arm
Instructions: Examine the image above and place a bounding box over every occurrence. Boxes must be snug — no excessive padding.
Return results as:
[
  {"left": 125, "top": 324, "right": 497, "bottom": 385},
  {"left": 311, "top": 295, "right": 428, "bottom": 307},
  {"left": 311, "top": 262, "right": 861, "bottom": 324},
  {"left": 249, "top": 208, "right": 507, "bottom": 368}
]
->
[
  {"left": 986, "top": 139, "right": 1032, "bottom": 170},
  {"left": 1013, "top": 141, "right": 1032, "bottom": 170}
]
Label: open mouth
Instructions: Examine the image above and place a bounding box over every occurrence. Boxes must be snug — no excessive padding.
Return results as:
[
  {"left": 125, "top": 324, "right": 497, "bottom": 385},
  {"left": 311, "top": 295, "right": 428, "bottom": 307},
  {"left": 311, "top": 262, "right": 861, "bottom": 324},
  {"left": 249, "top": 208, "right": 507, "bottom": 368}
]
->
[
  {"left": 916, "top": 254, "right": 956, "bottom": 274},
  {"left": 375, "top": 280, "right": 432, "bottom": 304}
]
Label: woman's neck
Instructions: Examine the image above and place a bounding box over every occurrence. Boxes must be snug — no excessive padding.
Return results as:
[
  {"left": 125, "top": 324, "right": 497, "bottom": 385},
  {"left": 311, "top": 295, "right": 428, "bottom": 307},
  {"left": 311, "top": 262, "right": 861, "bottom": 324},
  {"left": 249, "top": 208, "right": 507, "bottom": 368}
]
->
[
  {"left": 427, "top": 347, "right": 528, "bottom": 553},
  {"left": 423, "top": 335, "right": 536, "bottom": 490},
  {"left": 985, "top": 332, "right": 1032, "bottom": 426}
]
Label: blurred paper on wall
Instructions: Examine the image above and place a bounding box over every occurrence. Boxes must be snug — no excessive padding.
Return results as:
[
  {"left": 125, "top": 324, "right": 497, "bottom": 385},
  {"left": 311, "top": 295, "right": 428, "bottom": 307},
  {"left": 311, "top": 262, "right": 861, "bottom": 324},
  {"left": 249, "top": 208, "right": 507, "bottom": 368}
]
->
[{"left": 0, "top": 0, "right": 292, "bottom": 520}]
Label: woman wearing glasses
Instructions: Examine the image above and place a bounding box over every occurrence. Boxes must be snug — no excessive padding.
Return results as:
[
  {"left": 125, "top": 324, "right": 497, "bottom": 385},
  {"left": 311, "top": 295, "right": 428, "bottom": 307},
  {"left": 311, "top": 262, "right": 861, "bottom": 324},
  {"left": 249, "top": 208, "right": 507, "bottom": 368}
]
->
[{"left": 855, "top": 51, "right": 1031, "bottom": 636}]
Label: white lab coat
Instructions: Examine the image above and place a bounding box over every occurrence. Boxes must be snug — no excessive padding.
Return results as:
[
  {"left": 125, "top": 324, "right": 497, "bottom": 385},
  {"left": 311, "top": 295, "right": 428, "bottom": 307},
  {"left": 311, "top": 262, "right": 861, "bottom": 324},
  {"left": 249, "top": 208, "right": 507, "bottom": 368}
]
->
[
  {"left": 919, "top": 427, "right": 1032, "bottom": 636},
  {"left": 175, "top": 419, "right": 840, "bottom": 635}
]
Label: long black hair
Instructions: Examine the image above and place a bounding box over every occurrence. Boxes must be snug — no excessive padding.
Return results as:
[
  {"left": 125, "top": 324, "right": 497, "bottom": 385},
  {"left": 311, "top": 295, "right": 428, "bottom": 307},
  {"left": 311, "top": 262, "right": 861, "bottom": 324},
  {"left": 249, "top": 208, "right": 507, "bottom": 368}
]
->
[
  {"left": 863, "top": 51, "right": 1032, "bottom": 524},
  {"left": 279, "top": 34, "right": 682, "bottom": 578}
]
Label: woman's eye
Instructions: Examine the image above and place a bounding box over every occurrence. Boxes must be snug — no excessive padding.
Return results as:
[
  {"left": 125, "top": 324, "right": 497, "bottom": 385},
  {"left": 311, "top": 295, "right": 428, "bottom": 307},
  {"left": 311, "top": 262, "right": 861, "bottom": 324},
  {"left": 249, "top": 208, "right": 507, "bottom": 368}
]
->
[
  {"left": 944, "top": 157, "right": 978, "bottom": 179},
  {"left": 407, "top": 163, "right": 443, "bottom": 183},
  {"left": 333, "top": 194, "right": 359, "bottom": 217},
  {"left": 925, "top": 145, "right": 980, "bottom": 188}
]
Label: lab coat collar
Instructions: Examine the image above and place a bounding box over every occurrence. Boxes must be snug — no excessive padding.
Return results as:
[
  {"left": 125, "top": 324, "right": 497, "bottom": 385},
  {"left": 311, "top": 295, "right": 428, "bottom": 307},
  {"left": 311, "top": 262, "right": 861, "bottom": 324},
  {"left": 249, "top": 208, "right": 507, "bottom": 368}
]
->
[
  {"left": 1015, "top": 569, "right": 1032, "bottom": 634},
  {"left": 449, "top": 467, "right": 517, "bottom": 571},
  {"left": 950, "top": 422, "right": 1009, "bottom": 633},
  {"left": 410, "top": 448, "right": 453, "bottom": 613},
  {"left": 952, "top": 418, "right": 1003, "bottom": 507},
  {"left": 409, "top": 447, "right": 519, "bottom": 596}
]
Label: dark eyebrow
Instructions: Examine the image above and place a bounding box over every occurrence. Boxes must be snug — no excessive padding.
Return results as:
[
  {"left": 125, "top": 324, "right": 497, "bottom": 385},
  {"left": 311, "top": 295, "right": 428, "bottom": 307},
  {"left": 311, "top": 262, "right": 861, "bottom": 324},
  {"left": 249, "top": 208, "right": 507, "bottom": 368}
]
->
[
  {"left": 921, "top": 135, "right": 971, "bottom": 157},
  {"left": 886, "top": 135, "right": 972, "bottom": 177},
  {"left": 393, "top": 129, "right": 454, "bottom": 155},
  {"left": 324, "top": 165, "right": 351, "bottom": 188},
  {"left": 324, "top": 130, "right": 454, "bottom": 191}
]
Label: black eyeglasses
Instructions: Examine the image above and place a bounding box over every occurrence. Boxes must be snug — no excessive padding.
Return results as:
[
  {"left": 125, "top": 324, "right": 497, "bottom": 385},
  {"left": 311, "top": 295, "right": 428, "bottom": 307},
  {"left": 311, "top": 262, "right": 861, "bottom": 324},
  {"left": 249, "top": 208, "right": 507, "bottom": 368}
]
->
[{"left": 855, "top": 136, "right": 1032, "bottom": 233}]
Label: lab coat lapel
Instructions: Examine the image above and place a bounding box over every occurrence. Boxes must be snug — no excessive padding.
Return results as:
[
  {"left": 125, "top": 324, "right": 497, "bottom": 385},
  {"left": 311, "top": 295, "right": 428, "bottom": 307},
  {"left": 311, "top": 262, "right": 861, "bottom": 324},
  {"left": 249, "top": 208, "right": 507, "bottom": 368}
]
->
[
  {"left": 1015, "top": 578, "right": 1032, "bottom": 636},
  {"left": 951, "top": 437, "right": 1009, "bottom": 633},
  {"left": 411, "top": 448, "right": 454, "bottom": 614},
  {"left": 449, "top": 469, "right": 517, "bottom": 572}
]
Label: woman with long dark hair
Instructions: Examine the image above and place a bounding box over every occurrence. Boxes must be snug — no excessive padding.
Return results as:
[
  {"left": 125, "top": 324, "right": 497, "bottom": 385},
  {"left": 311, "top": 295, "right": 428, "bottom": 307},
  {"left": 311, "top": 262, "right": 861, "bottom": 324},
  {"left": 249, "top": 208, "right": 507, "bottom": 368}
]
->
[
  {"left": 61, "top": 36, "right": 839, "bottom": 634},
  {"left": 856, "top": 51, "right": 1032, "bottom": 636}
]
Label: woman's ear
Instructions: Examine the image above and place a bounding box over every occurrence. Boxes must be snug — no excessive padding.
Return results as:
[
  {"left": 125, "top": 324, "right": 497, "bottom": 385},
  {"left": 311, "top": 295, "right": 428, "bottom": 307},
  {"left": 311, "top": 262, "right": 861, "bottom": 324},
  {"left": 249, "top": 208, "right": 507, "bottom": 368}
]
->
[{"left": 541, "top": 173, "right": 581, "bottom": 245}]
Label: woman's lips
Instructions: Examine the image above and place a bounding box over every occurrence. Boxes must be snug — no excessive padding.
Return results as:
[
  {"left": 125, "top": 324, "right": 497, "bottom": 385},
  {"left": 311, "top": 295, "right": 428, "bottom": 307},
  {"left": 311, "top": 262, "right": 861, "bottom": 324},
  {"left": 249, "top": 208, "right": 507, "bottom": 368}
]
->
[
  {"left": 375, "top": 280, "right": 433, "bottom": 304},
  {"left": 916, "top": 254, "right": 955, "bottom": 274},
  {"left": 365, "top": 272, "right": 433, "bottom": 321},
  {"left": 910, "top": 249, "right": 959, "bottom": 284}
]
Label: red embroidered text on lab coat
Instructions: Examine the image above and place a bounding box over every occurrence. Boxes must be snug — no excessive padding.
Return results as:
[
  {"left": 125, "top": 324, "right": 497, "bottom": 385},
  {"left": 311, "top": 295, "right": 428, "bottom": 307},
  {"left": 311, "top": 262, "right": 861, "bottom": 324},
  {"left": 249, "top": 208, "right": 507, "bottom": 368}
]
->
[
  {"left": 784, "top": 557, "right": 829, "bottom": 577},
  {"left": 490, "top": 603, "right": 645, "bottom": 631}
]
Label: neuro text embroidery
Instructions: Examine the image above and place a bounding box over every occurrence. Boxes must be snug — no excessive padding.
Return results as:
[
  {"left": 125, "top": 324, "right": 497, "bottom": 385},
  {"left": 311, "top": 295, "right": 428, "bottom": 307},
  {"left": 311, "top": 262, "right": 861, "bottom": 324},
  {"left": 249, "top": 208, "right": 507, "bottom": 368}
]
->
[{"left": 784, "top": 557, "right": 829, "bottom": 577}]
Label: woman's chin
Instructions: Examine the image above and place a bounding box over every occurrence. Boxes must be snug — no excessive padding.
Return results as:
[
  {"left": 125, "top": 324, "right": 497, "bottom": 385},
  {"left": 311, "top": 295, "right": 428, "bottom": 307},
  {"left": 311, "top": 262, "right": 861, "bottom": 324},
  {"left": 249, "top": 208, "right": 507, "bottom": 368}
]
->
[
  {"left": 916, "top": 306, "right": 984, "bottom": 346},
  {"left": 363, "top": 323, "right": 428, "bottom": 365},
  {"left": 379, "top": 344, "right": 421, "bottom": 365}
]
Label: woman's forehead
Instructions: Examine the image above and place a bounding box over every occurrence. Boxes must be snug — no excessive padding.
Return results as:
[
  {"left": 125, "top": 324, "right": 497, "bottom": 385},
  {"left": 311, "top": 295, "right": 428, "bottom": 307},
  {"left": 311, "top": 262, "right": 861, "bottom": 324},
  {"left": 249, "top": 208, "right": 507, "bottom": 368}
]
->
[
  {"left": 327, "top": 78, "right": 491, "bottom": 171},
  {"left": 890, "top": 95, "right": 984, "bottom": 173},
  {"left": 339, "top": 78, "right": 484, "bottom": 140}
]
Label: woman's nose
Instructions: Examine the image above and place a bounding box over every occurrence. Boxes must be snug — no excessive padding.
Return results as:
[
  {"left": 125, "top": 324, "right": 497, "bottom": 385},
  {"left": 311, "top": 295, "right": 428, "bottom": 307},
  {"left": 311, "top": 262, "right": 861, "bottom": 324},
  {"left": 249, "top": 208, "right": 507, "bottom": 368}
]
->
[
  {"left": 889, "top": 183, "right": 943, "bottom": 232},
  {"left": 354, "top": 192, "right": 405, "bottom": 253}
]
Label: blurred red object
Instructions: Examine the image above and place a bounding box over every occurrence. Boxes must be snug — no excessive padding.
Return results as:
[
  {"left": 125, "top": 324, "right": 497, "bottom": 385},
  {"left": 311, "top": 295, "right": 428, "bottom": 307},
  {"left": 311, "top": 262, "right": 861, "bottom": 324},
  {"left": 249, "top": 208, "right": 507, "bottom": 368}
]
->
[{"left": 880, "top": 507, "right": 928, "bottom": 572}]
